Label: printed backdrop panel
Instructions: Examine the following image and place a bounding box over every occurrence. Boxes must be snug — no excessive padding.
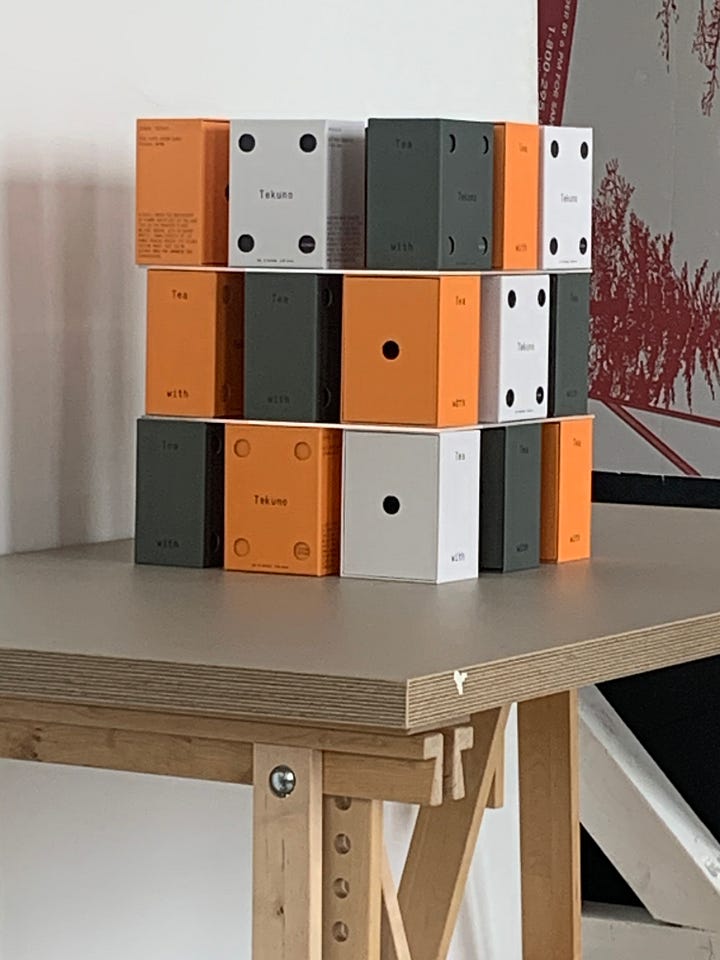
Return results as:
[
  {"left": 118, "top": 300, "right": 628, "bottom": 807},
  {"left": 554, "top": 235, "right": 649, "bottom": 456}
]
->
[{"left": 539, "top": 0, "right": 720, "bottom": 480}]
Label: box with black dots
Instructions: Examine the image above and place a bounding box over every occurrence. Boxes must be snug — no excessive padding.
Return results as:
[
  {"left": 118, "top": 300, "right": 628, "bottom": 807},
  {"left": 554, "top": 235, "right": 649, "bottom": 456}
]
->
[
  {"left": 341, "top": 429, "right": 481, "bottom": 583},
  {"left": 539, "top": 126, "right": 593, "bottom": 270},
  {"left": 365, "top": 118, "right": 494, "bottom": 271},
  {"left": 228, "top": 120, "right": 365, "bottom": 270},
  {"left": 479, "top": 274, "right": 550, "bottom": 423}
]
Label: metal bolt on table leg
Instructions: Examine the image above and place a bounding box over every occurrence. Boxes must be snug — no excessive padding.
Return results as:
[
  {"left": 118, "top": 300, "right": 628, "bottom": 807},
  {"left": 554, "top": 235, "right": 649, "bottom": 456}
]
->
[{"left": 269, "top": 764, "right": 296, "bottom": 798}]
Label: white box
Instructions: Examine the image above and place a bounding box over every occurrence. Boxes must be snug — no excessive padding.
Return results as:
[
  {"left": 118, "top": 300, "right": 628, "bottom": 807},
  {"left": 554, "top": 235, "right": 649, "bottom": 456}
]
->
[
  {"left": 539, "top": 126, "right": 593, "bottom": 270},
  {"left": 479, "top": 274, "right": 550, "bottom": 423},
  {"left": 228, "top": 119, "right": 366, "bottom": 270},
  {"left": 341, "top": 430, "right": 480, "bottom": 583}
]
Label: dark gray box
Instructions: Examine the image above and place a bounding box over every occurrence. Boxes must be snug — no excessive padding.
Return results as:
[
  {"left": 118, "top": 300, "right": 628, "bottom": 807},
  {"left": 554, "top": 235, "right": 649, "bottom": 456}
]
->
[
  {"left": 135, "top": 418, "right": 224, "bottom": 568},
  {"left": 549, "top": 274, "right": 590, "bottom": 416},
  {"left": 366, "top": 119, "right": 494, "bottom": 271},
  {"left": 244, "top": 273, "right": 342, "bottom": 422},
  {"left": 480, "top": 424, "right": 541, "bottom": 572}
]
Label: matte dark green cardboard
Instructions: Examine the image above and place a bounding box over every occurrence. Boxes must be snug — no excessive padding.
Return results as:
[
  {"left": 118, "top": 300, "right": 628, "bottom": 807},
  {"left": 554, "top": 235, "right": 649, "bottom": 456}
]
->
[
  {"left": 134, "top": 418, "right": 224, "bottom": 568},
  {"left": 366, "top": 119, "right": 494, "bottom": 270},
  {"left": 244, "top": 273, "right": 342, "bottom": 422},
  {"left": 480, "top": 423, "right": 541, "bottom": 572},
  {"left": 549, "top": 273, "right": 590, "bottom": 417}
]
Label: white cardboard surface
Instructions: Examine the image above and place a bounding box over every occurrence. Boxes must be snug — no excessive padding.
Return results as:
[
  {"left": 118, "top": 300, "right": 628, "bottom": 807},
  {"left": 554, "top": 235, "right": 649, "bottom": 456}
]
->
[
  {"left": 341, "top": 430, "right": 480, "bottom": 583},
  {"left": 539, "top": 126, "right": 593, "bottom": 270},
  {"left": 479, "top": 275, "right": 550, "bottom": 423},
  {"left": 228, "top": 119, "right": 365, "bottom": 270}
]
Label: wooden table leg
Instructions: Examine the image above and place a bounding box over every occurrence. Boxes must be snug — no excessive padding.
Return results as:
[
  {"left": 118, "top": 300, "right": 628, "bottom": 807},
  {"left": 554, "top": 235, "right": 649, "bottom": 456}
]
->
[
  {"left": 393, "top": 707, "right": 510, "bottom": 960},
  {"left": 253, "top": 744, "right": 323, "bottom": 960},
  {"left": 323, "top": 796, "right": 383, "bottom": 958},
  {"left": 518, "top": 690, "right": 581, "bottom": 960}
]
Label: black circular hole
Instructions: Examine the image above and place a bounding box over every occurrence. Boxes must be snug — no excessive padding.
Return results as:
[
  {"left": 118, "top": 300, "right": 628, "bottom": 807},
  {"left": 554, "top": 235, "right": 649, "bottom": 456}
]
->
[
  {"left": 382, "top": 340, "right": 400, "bottom": 360},
  {"left": 447, "top": 236, "right": 456, "bottom": 256},
  {"left": 482, "top": 135, "right": 490, "bottom": 155},
  {"left": 551, "top": 140, "right": 560, "bottom": 158},
  {"left": 448, "top": 133, "right": 456, "bottom": 153},
  {"left": 508, "top": 290, "right": 517, "bottom": 309},
  {"left": 478, "top": 237, "right": 488, "bottom": 255},
  {"left": 580, "top": 238, "right": 588, "bottom": 255},
  {"left": 581, "top": 141, "right": 589, "bottom": 160},
  {"left": 238, "top": 133, "right": 256, "bottom": 153},
  {"left": 299, "top": 235, "right": 316, "bottom": 254},
  {"left": 537, "top": 289, "right": 547, "bottom": 308},
  {"left": 321, "top": 287, "right": 333, "bottom": 308},
  {"left": 383, "top": 495, "right": 401, "bottom": 516},
  {"left": 506, "top": 389, "right": 515, "bottom": 408},
  {"left": 536, "top": 387, "right": 545, "bottom": 404},
  {"left": 300, "top": 133, "right": 317, "bottom": 153},
  {"left": 550, "top": 237, "right": 559, "bottom": 256},
  {"left": 224, "top": 184, "right": 230, "bottom": 201},
  {"left": 238, "top": 234, "right": 255, "bottom": 253}
]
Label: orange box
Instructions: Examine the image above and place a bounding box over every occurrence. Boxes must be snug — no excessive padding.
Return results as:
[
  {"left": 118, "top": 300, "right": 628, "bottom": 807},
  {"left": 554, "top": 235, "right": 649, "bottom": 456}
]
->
[
  {"left": 341, "top": 276, "right": 480, "bottom": 427},
  {"left": 492, "top": 123, "right": 540, "bottom": 270},
  {"left": 146, "top": 270, "right": 244, "bottom": 418},
  {"left": 225, "top": 425, "right": 342, "bottom": 576},
  {"left": 136, "top": 119, "right": 229, "bottom": 266},
  {"left": 541, "top": 417, "right": 593, "bottom": 563}
]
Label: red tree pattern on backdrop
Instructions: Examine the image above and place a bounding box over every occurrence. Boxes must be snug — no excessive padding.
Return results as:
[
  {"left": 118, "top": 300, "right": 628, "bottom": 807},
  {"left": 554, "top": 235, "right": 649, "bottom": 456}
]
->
[
  {"left": 658, "top": 0, "right": 720, "bottom": 114},
  {"left": 591, "top": 160, "right": 720, "bottom": 408}
]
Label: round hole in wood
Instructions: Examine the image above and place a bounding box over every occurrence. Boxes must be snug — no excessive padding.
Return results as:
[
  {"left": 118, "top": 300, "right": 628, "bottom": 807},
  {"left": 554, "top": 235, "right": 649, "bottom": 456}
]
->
[{"left": 334, "top": 833, "right": 352, "bottom": 855}]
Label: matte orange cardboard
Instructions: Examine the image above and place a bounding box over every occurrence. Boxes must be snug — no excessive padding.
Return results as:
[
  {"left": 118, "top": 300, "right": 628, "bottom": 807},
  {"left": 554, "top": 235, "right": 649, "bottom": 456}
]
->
[
  {"left": 145, "top": 270, "right": 244, "bottom": 418},
  {"left": 341, "top": 276, "right": 481, "bottom": 427},
  {"left": 492, "top": 123, "right": 540, "bottom": 270},
  {"left": 225, "top": 425, "right": 341, "bottom": 576},
  {"left": 541, "top": 417, "right": 593, "bottom": 562},
  {"left": 136, "top": 119, "right": 229, "bottom": 266}
]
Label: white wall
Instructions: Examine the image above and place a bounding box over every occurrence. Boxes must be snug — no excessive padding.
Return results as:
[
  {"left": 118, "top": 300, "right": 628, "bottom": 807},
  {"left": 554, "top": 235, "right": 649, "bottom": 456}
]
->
[{"left": 0, "top": 0, "right": 537, "bottom": 955}]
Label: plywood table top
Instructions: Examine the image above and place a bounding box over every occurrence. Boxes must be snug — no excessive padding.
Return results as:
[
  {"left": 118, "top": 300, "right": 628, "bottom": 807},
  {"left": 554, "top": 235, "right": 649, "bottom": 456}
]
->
[{"left": 1, "top": 504, "right": 718, "bottom": 730}]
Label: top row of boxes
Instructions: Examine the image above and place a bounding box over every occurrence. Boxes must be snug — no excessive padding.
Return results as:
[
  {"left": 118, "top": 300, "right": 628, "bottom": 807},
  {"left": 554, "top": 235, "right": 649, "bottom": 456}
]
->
[{"left": 136, "top": 118, "right": 593, "bottom": 273}]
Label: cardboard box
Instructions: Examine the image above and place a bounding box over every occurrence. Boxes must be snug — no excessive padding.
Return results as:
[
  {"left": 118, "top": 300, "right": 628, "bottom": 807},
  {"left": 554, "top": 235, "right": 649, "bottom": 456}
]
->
[
  {"left": 225, "top": 425, "right": 341, "bottom": 576},
  {"left": 479, "top": 274, "right": 550, "bottom": 423},
  {"left": 480, "top": 423, "right": 542, "bottom": 572},
  {"left": 342, "top": 275, "right": 480, "bottom": 427},
  {"left": 136, "top": 119, "right": 229, "bottom": 266},
  {"left": 539, "top": 126, "right": 593, "bottom": 270},
  {"left": 134, "top": 418, "right": 225, "bottom": 568},
  {"left": 341, "top": 430, "right": 480, "bottom": 583},
  {"left": 146, "top": 270, "right": 244, "bottom": 418},
  {"left": 228, "top": 120, "right": 365, "bottom": 270},
  {"left": 492, "top": 123, "right": 540, "bottom": 270},
  {"left": 244, "top": 273, "right": 342, "bottom": 422},
  {"left": 549, "top": 273, "right": 590, "bottom": 417},
  {"left": 366, "top": 118, "right": 494, "bottom": 270},
  {"left": 541, "top": 417, "right": 593, "bottom": 563}
]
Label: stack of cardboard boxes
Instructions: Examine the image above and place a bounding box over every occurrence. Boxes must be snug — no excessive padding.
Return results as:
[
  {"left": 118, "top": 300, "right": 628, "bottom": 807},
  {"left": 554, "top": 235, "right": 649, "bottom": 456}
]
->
[{"left": 134, "top": 117, "right": 593, "bottom": 583}]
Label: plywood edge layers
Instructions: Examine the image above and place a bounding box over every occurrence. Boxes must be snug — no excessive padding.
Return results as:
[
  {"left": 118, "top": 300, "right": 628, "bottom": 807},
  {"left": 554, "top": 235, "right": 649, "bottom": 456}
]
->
[
  {"left": 406, "top": 611, "right": 720, "bottom": 727},
  {"left": 0, "top": 650, "right": 408, "bottom": 729}
]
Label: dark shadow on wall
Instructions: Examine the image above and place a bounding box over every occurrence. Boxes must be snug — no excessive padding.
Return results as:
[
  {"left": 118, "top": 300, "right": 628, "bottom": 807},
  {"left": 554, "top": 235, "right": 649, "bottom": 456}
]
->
[{"left": 1, "top": 176, "right": 142, "bottom": 552}]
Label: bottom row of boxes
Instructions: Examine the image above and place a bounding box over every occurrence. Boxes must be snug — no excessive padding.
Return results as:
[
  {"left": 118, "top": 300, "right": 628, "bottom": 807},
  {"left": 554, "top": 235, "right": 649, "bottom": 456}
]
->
[{"left": 135, "top": 416, "right": 593, "bottom": 583}]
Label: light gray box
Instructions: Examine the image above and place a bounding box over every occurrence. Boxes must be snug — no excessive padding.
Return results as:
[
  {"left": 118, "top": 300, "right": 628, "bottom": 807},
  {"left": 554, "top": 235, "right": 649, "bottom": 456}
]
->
[
  {"left": 341, "top": 430, "right": 480, "bottom": 583},
  {"left": 480, "top": 274, "right": 550, "bottom": 423},
  {"left": 539, "top": 126, "right": 593, "bottom": 270},
  {"left": 229, "top": 120, "right": 365, "bottom": 270}
]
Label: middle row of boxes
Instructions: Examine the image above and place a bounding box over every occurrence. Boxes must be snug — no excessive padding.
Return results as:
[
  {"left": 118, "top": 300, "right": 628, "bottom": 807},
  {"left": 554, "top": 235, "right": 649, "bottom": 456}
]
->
[
  {"left": 146, "top": 269, "right": 590, "bottom": 425},
  {"left": 135, "top": 416, "right": 593, "bottom": 581}
]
